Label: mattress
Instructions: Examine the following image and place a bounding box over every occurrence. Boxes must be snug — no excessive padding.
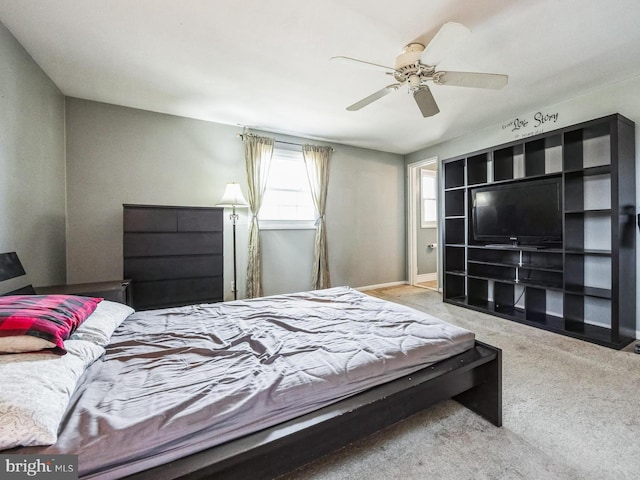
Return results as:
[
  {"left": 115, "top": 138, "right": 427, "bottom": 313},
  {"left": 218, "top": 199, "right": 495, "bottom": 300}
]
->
[{"left": 19, "top": 286, "right": 475, "bottom": 479}]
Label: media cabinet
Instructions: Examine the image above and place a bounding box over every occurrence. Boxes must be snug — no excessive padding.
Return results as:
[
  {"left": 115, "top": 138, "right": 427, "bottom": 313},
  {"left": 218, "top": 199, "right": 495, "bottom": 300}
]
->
[{"left": 442, "top": 114, "right": 636, "bottom": 349}]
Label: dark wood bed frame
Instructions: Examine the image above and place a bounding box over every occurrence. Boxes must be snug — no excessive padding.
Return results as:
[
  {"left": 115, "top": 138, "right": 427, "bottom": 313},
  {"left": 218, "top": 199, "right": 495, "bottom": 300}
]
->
[
  {"left": 1, "top": 251, "right": 502, "bottom": 480},
  {"left": 127, "top": 341, "right": 501, "bottom": 480}
]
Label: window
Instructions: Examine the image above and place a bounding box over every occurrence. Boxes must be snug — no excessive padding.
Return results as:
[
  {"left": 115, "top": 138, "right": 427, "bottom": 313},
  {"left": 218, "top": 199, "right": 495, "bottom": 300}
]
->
[
  {"left": 259, "top": 148, "right": 316, "bottom": 229},
  {"left": 421, "top": 168, "right": 437, "bottom": 228}
]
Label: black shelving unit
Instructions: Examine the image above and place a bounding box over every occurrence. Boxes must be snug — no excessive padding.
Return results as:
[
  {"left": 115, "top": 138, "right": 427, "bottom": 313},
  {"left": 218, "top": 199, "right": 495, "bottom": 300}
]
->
[{"left": 442, "top": 114, "right": 636, "bottom": 349}]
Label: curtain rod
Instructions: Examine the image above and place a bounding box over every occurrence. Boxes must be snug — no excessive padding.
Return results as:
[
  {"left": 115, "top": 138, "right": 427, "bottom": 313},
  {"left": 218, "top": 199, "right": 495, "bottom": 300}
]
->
[{"left": 237, "top": 134, "right": 334, "bottom": 152}]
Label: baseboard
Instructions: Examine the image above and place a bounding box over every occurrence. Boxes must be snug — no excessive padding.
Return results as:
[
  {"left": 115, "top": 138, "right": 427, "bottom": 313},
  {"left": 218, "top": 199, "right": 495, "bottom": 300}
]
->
[
  {"left": 583, "top": 318, "right": 610, "bottom": 330},
  {"left": 356, "top": 281, "right": 408, "bottom": 291},
  {"left": 416, "top": 273, "right": 437, "bottom": 283}
]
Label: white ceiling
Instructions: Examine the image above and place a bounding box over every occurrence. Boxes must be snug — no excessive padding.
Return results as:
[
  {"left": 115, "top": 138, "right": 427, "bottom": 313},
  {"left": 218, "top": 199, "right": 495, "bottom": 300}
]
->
[{"left": 1, "top": 0, "right": 640, "bottom": 154}]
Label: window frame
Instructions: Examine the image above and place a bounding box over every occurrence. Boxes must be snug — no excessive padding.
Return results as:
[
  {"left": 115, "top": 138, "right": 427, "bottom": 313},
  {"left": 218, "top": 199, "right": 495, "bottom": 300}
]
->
[{"left": 258, "top": 147, "right": 316, "bottom": 230}]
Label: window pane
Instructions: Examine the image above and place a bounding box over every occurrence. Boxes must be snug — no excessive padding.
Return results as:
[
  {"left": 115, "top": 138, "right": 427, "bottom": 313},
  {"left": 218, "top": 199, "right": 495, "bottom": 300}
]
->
[
  {"left": 421, "top": 174, "right": 436, "bottom": 199},
  {"left": 423, "top": 199, "right": 437, "bottom": 223},
  {"left": 259, "top": 149, "right": 315, "bottom": 222}
]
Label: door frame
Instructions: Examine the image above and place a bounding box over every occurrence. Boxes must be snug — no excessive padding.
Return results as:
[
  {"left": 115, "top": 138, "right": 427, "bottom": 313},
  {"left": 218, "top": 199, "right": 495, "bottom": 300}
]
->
[{"left": 407, "top": 156, "right": 439, "bottom": 290}]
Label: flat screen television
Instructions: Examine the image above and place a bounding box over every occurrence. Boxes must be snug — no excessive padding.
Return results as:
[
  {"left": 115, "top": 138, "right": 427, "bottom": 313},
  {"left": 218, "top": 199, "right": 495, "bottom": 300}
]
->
[{"left": 471, "top": 177, "right": 562, "bottom": 247}]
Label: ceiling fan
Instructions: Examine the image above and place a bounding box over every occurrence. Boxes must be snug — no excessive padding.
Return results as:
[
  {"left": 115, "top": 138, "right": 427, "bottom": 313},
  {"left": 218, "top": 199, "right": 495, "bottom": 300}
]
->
[{"left": 331, "top": 22, "right": 508, "bottom": 117}]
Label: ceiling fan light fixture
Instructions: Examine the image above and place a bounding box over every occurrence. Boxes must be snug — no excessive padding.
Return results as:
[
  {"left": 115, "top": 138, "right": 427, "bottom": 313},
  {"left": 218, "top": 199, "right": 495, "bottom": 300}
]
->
[{"left": 408, "top": 75, "right": 421, "bottom": 90}]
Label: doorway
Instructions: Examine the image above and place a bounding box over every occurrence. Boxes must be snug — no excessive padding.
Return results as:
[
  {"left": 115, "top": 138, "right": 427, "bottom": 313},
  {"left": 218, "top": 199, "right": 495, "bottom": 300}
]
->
[{"left": 407, "top": 157, "right": 440, "bottom": 291}]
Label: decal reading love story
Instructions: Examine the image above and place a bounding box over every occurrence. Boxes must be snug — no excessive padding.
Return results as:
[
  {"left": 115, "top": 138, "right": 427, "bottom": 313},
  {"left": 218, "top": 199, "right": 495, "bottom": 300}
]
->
[{"left": 501, "top": 111, "right": 559, "bottom": 138}]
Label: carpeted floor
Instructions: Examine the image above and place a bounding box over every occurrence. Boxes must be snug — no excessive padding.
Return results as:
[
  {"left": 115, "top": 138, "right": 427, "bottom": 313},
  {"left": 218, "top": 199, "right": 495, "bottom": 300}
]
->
[{"left": 280, "top": 285, "right": 640, "bottom": 480}]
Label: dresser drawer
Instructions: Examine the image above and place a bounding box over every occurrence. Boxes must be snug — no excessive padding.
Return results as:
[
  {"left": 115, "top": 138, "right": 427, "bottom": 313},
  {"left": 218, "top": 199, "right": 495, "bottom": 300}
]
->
[
  {"left": 124, "top": 207, "right": 177, "bottom": 232},
  {"left": 123, "top": 232, "right": 222, "bottom": 257},
  {"left": 131, "top": 277, "right": 223, "bottom": 310},
  {"left": 124, "top": 255, "right": 222, "bottom": 281},
  {"left": 177, "top": 209, "right": 223, "bottom": 232}
]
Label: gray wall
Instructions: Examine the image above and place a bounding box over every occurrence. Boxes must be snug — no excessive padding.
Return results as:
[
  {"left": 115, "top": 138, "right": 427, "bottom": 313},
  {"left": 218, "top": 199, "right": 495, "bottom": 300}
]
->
[
  {"left": 65, "top": 98, "right": 405, "bottom": 299},
  {"left": 0, "top": 22, "right": 66, "bottom": 286},
  {"left": 417, "top": 228, "right": 437, "bottom": 275}
]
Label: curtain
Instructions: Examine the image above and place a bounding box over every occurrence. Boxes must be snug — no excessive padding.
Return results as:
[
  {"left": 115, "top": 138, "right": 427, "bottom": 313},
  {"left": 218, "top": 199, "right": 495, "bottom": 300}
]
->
[
  {"left": 243, "top": 134, "right": 274, "bottom": 298},
  {"left": 302, "top": 145, "right": 332, "bottom": 290}
]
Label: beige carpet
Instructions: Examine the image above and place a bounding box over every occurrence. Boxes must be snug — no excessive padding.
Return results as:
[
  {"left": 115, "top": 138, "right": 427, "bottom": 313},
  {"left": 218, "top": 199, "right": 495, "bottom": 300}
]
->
[{"left": 280, "top": 285, "right": 640, "bottom": 480}]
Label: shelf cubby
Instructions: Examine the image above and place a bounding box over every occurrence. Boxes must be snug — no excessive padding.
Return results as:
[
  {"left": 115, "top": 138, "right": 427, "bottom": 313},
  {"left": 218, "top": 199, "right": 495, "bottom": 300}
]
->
[
  {"left": 444, "top": 189, "right": 465, "bottom": 217},
  {"left": 442, "top": 113, "right": 636, "bottom": 349},
  {"left": 444, "top": 159, "right": 465, "bottom": 189},
  {"left": 444, "top": 246, "right": 465, "bottom": 273},
  {"left": 445, "top": 217, "right": 465, "bottom": 245},
  {"left": 524, "top": 287, "right": 548, "bottom": 322},
  {"left": 525, "top": 134, "right": 562, "bottom": 176},
  {"left": 564, "top": 211, "right": 612, "bottom": 252},
  {"left": 564, "top": 292, "right": 586, "bottom": 332},
  {"left": 467, "top": 153, "right": 489, "bottom": 185},
  {"left": 564, "top": 121, "right": 611, "bottom": 171},
  {"left": 565, "top": 170, "right": 611, "bottom": 212},
  {"left": 444, "top": 273, "right": 465, "bottom": 301},
  {"left": 583, "top": 296, "right": 612, "bottom": 327},
  {"left": 468, "top": 263, "right": 514, "bottom": 282},
  {"left": 493, "top": 144, "right": 524, "bottom": 181},
  {"left": 467, "top": 277, "right": 489, "bottom": 307},
  {"left": 565, "top": 252, "right": 611, "bottom": 295},
  {"left": 493, "top": 281, "right": 515, "bottom": 311},
  {"left": 518, "top": 269, "right": 563, "bottom": 290},
  {"left": 564, "top": 295, "right": 613, "bottom": 338}
]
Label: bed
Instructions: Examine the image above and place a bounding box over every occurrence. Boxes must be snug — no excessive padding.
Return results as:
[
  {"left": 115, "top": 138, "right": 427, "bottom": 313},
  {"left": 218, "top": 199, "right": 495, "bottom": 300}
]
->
[{"left": 0, "top": 254, "right": 501, "bottom": 480}]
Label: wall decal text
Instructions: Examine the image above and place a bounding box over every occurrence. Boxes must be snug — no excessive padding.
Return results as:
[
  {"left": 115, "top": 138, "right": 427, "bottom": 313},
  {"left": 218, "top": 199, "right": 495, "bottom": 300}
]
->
[{"left": 502, "top": 111, "right": 559, "bottom": 139}]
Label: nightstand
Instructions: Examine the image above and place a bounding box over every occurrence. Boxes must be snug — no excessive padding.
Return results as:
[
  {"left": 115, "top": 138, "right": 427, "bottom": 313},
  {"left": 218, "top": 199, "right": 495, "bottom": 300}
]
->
[{"left": 35, "top": 280, "right": 132, "bottom": 306}]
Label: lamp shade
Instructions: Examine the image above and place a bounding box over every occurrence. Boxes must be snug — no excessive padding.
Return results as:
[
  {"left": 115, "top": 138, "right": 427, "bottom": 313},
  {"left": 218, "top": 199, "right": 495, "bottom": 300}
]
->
[{"left": 217, "top": 183, "right": 249, "bottom": 207}]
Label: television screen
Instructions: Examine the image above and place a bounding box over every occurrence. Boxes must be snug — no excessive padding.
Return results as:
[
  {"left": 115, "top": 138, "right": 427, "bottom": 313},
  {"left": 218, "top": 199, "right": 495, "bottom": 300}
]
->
[{"left": 471, "top": 177, "right": 562, "bottom": 246}]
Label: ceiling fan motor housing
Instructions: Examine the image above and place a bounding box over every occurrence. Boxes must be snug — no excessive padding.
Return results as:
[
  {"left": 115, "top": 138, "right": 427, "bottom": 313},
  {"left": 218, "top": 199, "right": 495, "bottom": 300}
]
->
[
  {"left": 393, "top": 43, "right": 435, "bottom": 85},
  {"left": 394, "top": 43, "right": 425, "bottom": 69}
]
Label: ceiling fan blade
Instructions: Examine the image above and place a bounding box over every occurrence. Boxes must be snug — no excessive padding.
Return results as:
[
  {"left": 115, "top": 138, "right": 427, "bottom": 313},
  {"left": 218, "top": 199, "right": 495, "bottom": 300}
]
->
[
  {"left": 330, "top": 56, "right": 395, "bottom": 71},
  {"left": 421, "top": 22, "right": 471, "bottom": 66},
  {"left": 435, "top": 71, "right": 508, "bottom": 89},
  {"left": 346, "top": 84, "right": 401, "bottom": 111},
  {"left": 413, "top": 86, "right": 440, "bottom": 117}
]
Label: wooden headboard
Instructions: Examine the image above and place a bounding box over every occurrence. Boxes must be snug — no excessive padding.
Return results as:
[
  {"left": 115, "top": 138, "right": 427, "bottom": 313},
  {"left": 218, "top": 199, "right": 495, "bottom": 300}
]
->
[{"left": 0, "top": 252, "right": 35, "bottom": 295}]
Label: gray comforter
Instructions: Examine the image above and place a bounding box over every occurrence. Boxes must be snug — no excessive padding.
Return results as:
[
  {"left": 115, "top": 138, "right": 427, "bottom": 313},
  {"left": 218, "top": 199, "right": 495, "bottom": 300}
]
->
[{"left": 25, "top": 286, "right": 475, "bottom": 479}]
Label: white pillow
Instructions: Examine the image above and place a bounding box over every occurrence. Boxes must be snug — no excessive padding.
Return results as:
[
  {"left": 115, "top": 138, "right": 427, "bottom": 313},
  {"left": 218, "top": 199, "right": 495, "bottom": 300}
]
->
[
  {"left": 70, "top": 300, "right": 134, "bottom": 347},
  {"left": 0, "top": 339, "right": 105, "bottom": 449}
]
